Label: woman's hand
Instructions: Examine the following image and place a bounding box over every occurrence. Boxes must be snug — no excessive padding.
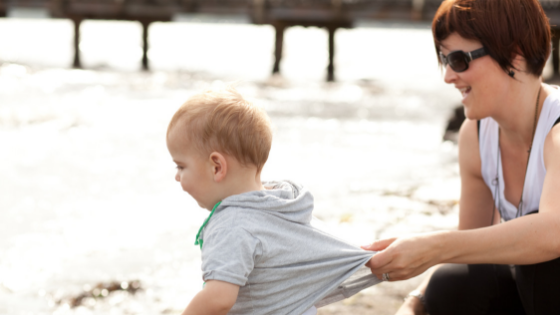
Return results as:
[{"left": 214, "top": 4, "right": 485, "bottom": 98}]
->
[{"left": 361, "top": 231, "right": 448, "bottom": 281}]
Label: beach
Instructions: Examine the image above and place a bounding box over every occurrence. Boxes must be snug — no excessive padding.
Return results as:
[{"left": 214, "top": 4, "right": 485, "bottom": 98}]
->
[{"left": 0, "top": 17, "right": 514, "bottom": 314}]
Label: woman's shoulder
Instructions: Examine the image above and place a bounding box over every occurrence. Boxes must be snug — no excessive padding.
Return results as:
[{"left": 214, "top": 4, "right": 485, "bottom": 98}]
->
[
  {"left": 458, "top": 119, "right": 483, "bottom": 175},
  {"left": 544, "top": 113, "right": 560, "bottom": 170},
  {"left": 458, "top": 119, "right": 479, "bottom": 147},
  {"left": 539, "top": 85, "right": 560, "bottom": 141},
  {"left": 544, "top": 86, "right": 560, "bottom": 112}
]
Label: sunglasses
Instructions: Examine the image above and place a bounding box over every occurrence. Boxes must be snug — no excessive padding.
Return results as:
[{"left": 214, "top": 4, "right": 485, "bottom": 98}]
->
[{"left": 439, "top": 47, "right": 488, "bottom": 73}]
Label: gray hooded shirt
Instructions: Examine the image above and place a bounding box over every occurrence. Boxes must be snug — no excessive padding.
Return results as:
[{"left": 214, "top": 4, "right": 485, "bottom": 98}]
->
[{"left": 200, "top": 181, "right": 379, "bottom": 315}]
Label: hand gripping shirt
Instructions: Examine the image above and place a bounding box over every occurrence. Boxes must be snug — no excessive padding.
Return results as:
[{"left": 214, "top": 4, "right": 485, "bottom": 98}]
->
[{"left": 199, "top": 181, "right": 380, "bottom": 315}]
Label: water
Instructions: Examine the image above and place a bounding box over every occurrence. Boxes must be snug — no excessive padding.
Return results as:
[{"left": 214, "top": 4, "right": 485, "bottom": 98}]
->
[{"left": 0, "top": 17, "right": 467, "bottom": 314}]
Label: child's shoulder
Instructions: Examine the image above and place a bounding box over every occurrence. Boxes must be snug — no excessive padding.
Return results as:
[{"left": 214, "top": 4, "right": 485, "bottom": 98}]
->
[
  {"left": 207, "top": 181, "right": 314, "bottom": 235},
  {"left": 206, "top": 204, "right": 259, "bottom": 232}
]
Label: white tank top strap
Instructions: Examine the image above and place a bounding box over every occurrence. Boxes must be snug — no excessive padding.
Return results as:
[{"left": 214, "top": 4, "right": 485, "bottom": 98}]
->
[{"left": 479, "top": 88, "right": 560, "bottom": 221}]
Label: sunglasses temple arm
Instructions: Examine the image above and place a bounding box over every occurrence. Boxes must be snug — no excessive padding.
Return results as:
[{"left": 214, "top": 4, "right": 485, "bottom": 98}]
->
[{"left": 469, "top": 48, "right": 488, "bottom": 61}]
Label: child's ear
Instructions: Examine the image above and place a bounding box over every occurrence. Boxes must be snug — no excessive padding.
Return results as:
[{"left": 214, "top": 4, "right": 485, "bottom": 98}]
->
[{"left": 209, "top": 152, "right": 227, "bottom": 182}]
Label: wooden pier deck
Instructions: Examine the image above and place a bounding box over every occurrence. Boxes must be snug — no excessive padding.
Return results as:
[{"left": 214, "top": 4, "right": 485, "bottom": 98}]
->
[{"left": 2, "top": 0, "right": 560, "bottom": 80}]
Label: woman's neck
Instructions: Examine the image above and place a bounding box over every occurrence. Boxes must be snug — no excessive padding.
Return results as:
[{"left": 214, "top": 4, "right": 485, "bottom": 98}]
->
[{"left": 492, "top": 79, "right": 548, "bottom": 148}]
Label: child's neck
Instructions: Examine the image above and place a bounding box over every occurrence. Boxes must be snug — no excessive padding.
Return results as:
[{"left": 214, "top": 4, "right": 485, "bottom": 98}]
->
[
  {"left": 219, "top": 165, "right": 265, "bottom": 201},
  {"left": 227, "top": 172, "right": 265, "bottom": 196}
]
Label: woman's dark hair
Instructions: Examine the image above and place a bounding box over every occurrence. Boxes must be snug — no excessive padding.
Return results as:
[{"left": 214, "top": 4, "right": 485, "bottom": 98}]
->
[{"left": 433, "top": 0, "right": 551, "bottom": 76}]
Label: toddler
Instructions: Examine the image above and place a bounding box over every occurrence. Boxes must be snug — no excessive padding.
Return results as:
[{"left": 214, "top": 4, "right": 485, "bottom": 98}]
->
[{"left": 166, "top": 87, "right": 379, "bottom": 315}]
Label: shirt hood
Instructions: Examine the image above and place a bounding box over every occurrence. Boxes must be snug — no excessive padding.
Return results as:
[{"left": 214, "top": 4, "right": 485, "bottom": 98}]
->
[{"left": 217, "top": 180, "right": 314, "bottom": 224}]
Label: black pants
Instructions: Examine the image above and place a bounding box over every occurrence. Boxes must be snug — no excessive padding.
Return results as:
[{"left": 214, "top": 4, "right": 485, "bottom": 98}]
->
[{"left": 424, "top": 258, "right": 560, "bottom": 315}]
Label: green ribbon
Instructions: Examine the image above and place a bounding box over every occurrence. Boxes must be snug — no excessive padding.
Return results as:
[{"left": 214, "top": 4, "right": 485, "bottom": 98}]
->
[{"left": 194, "top": 201, "right": 222, "bottom": 250}]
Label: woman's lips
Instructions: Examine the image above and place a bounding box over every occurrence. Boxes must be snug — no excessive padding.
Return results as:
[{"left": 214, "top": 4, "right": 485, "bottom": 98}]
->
[{"left": 459, "top": 87, "right": 471, "bottom": 101}]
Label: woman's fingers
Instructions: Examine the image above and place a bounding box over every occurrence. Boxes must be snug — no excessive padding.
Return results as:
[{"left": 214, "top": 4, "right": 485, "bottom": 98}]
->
[
  {"left": 365, "top": 234, "right": 438, "bottom": 281},
  {"left": 381, "top": 267, "right": 419, "bottom": 282},
  {"left": 388, "top": 254, "right": 436, "bottom": 281},
  {"left": 361, "top": 237, "right": 397, "bottom": 251},
  {"left": 366, "top": 247, "right": 393, "bottom": 270}
]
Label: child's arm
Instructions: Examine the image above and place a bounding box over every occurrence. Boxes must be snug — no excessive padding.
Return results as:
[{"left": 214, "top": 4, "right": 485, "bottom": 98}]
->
[{"left": 181, "top": 280, "right": 240, "bottom": 315}]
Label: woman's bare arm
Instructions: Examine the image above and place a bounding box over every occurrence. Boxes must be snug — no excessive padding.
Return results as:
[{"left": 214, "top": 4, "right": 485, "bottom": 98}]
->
[
  {"left": 457, "top": 119, "right": 496, "bottom": 229},
  {"left": 442, "top": 123, "right": 560, "bottom": 264},
  {"left": 365, "top": 122, "right": 560, "bottom": 279}
]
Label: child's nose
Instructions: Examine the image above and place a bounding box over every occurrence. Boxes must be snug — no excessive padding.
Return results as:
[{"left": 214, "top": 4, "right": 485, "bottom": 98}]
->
[{"left": 175, "top": 172, "right": 180, "bottom": 182}]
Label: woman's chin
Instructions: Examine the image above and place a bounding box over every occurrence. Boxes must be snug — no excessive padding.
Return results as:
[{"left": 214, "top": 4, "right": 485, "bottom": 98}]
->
[{"left": 462, "top": 107, "right": 479, "bottom": 121}]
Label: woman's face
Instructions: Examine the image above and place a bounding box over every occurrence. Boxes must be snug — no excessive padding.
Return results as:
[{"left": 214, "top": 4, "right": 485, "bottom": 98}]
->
[{"left": 440, "top": 33, "right": 509, "bottom": 120}]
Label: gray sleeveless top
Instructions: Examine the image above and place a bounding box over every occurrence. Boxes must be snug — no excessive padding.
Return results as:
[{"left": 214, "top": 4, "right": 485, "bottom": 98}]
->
[{"left": 479, "top": 89, "right": 560, "bottom": 221}]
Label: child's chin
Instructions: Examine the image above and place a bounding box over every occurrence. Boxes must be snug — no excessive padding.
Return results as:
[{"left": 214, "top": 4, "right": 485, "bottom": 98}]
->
[{"left": 197, "top": 201, "right": 210, "bottom": 210}]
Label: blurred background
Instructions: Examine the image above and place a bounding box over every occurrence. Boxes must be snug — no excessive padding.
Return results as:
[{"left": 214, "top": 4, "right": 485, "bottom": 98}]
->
[{"left": 1, "top": 1, "right": 558, "bottom": 314}]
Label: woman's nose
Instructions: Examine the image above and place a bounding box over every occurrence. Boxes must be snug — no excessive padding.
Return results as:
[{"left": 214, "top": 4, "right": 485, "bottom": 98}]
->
[{"left": 443, "top": 64, "right": 459, "bottom": 84}]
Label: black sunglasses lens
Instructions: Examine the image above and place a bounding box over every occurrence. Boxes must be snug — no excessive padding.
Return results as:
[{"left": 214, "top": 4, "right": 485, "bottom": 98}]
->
[{"left": 447, "top": 52, "right": 468, "bottom": 72}]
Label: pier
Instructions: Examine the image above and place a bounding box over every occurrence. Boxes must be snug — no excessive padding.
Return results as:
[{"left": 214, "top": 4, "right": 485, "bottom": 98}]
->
[{"left": 2, "top": 0, "right": 560, "bottom": 80}]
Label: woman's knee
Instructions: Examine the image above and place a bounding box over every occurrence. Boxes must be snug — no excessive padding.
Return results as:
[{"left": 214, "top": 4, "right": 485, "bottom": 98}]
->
[
  {"left": 425, "top": 264, "right": 472, "bottom": 305},
  {"left": 425, "top": 264, "right": 497, "bottom": 315}
]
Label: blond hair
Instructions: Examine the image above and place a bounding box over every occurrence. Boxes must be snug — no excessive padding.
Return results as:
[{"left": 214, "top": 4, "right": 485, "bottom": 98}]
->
[{"left": 167, "top": 86, "right": 272, "bottom": 173}]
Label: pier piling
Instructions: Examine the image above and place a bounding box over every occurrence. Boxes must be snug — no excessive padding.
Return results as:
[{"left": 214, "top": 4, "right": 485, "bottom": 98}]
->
[
  {"left": 72, "top": 17, "right": 82, "bottom": 68},
  {"left": 327, "top": 26, "right": 336, "bottom": 82},
  {"left": 273, "top": 23, "right": 285, "bottom": 75},
  {"left": 141, "top": 20, "right": 151, "bottom": 71}
]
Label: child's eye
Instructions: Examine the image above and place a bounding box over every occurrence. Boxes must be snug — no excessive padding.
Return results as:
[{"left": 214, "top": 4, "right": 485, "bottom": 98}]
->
[{"left": 175, "top": 165, "right": 184, "bottom": 170}]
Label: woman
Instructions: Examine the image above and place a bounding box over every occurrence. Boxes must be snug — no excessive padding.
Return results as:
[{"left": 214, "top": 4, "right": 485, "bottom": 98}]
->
[{"left": 362, "top": 0, "right": 560, "bottom": 314}]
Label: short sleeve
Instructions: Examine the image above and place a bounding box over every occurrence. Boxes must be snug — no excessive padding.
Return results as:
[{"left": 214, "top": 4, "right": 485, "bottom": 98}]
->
[{"left": 201, "top": 226, "right": 260, "bottom": 286}]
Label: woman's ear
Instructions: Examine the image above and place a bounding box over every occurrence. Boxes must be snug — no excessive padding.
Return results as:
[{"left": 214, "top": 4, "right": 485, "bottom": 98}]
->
[
  {"left": 209, "top": 152, "right": 228, "bottom": 182},
  {"left": 510, "top": 53, "right": 526, "bottom": 74}
]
